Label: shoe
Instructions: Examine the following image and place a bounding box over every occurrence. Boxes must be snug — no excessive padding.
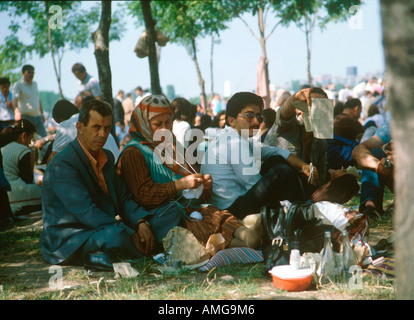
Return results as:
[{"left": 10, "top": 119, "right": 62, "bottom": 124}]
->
[
  {"left": 84, "top": 251, "right": 114, "bottom": 272},
  {"left": 0, "top": 217, "right": 14, "bottom": 231},
  {"left": 362, "top": 206, "right": 382, "bottom": 223}
]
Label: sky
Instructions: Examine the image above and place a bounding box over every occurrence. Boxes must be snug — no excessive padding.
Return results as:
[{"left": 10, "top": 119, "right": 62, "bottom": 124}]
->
[{"left": 0, "top": 0, "right": 385, "bottom": 101}]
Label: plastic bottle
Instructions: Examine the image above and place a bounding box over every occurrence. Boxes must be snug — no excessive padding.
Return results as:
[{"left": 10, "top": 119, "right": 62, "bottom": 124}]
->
[
  {"left": 341, "top": 229, "right": 359, "bottom": 286},
  {"left": 319, "top": 231, "right": 336, "bottom": 285},
  {"left": 165, "top": 227, "right": 182, "bottom": 274},
  {"left": 289, "top": 239, "right": 301, "bottom": 270}
]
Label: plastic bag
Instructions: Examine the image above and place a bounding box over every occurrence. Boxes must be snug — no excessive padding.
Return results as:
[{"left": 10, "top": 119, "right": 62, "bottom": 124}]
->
[{"left": 182, "top": 184, "right": 203, "bottom": 199}]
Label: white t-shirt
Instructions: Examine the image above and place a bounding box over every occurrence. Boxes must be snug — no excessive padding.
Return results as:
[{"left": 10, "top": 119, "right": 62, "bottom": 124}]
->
[
  {"left": 12, "top": 79, "right": 41, "bottom": 117},
  {"left": 0, "top": 92, "right": 14, "bottom": 121},
  {"left": 79, "top": 74, "right": 101, "bottom": 98},
  {"left": 173, "top": 120, "right": 191, "bottom": 148},
  {"left": 52, "top": 114, "right": 120, "bottom": 162}
]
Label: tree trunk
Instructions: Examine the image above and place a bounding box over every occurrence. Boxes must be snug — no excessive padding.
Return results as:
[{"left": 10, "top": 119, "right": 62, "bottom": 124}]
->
[
  {"left": 304, "top": 15, "right": 314, "bottom": 87},
  {"left": 141, "top": 0, "right": 162, "bottom": 95},
  {"left": 92, "top": 1, "right": 113, "bottom": 107},
  {"left": 210, "top": 34, "right": 215, "bottom": 105},
  {"left": 191, "top": 36, "right": 207, "bottom": 114},
  {"left": 381, "top": 0, "right": 414, "bottom": 299},
  {"left": 45, "top": 1, "right": 64, "bottom": 99},
  {"left": 258, "top": 7, "right": 270, "bottom": 109},
  {"left": 305, "top": 28, "right": 313, "bottom": 87}
]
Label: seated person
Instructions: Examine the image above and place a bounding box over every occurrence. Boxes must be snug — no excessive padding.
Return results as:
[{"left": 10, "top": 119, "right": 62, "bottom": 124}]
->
[
  {"left": 201, "top": 91, "right": 315, "bottom": 220},
  {"left": 263, "top": 87, "right": 329, "bottom": 187},
  {"left": 116, "top": 95, "right": 261, "bottom": 249},
  {"left": 257, "top": 108, "right": 276, "bottom": 142},
  {"left": 327, "top": 98, "right": 365, "bottom": 170},
  {"left": 171, "top": 97, "right": 196, "bottom": 149},
  {"left": 263, "top": 87, "right": 359, "bottom": 196},
  {"left": 48, "top": 91, "right": 120, "bottom": 164},
  {"left": 0, "top": 120, "right": 42, "bottom": 215},
  {"left": 35, "top": 99, "right": 79, "bottom": 164},
  {"left": 41, "top": 99, "right": 184, "bottom": 269},
  {"left": 201, "top": 91, "right": 359, "bottom": 220},
  {"left": 352, "top": 120, "right": 393, "bottom": 219},
  {"left": 0, "top": 160, "right": 13, "bottom": 230}
]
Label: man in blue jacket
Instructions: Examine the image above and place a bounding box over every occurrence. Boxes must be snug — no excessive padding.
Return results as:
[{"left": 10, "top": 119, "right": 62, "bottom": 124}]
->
[{"left": 41, "top": 99, "right": 182, "bottom": 270}]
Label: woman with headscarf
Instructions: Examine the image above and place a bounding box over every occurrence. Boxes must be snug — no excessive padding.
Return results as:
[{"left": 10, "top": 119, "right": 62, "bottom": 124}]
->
[{"left": 116, "top": 95, "right": 261, "bottom": 256}]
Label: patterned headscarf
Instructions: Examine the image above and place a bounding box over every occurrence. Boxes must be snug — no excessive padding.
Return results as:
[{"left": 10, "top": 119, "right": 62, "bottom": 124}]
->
[
  {"left": 128, "top": 94, "right": 189, "bottom": 176},
  {"left": 129, "top": 95, "right": 173, "bottom": 145}
]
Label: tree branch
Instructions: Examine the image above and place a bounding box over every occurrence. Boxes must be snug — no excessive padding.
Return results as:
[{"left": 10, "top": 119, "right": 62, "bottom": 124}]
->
[{"left": 239, "top": 16, "right": 260, "bottom": 42}]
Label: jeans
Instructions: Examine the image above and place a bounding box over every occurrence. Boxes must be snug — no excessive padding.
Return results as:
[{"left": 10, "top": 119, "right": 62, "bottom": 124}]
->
[
  {"left": 21, "top": 114, "right": 47, "bottom": 138},
  {"left": 227, "top": 155, "right": 310, "bottom": 220},
  {"left": 359, "top": 148, "right": 387, "bottom": 213}
]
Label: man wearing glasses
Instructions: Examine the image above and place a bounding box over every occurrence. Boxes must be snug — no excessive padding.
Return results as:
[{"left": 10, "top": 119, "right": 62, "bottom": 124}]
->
[{"left": 201, "top": 91, "right": 316, "bottom": 220}]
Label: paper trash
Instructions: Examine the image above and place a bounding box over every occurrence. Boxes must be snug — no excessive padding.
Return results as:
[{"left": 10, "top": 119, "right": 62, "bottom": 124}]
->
[{"left": 113, "top": 262, "right": 140, "bottom": 279}]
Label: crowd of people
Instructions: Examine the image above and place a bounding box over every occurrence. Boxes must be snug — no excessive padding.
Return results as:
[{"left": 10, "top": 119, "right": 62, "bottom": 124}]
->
[{"left": 0, "top": 63, "right": 393, "bottom": 273}]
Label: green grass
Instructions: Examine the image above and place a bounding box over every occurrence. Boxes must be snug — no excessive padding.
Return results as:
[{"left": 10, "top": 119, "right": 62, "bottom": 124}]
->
[{"left": 0, "top": 186, "right": 395, "bottom": 300}]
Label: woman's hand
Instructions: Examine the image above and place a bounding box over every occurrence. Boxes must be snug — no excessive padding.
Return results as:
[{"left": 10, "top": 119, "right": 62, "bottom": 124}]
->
[{"left": 175, "top": 173, "right": 204, "bottom": 191}]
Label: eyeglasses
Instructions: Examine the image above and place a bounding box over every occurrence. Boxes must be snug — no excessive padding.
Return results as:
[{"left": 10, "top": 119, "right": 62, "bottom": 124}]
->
[{"left": 237, "top": 112, "right": 263, "bottom": 123}]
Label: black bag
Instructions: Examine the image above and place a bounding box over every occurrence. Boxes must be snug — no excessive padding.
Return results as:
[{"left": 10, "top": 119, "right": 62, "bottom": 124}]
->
[{"left": 261, "top": 200, "right": 325, "bottom": 273}]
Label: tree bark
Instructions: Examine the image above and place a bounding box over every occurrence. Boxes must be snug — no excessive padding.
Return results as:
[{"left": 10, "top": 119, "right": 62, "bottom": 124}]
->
[
  {"left": 141, "top": 0, "right": 162, "bottom": 95},
  {"left": 45, "top": 1, "right": 63, "bottom": 99},
  {"left": 191, "top": 35, "right": 207, "bottom": 114},
  {"left": 92, "top": 1, "right": 113, "bottom": 107},
  {"left": 258, "top": 7, "right": 270, "bottom": 109},
  {"left": 210, "top": 34, "right": 215, "bottom": 105},
  {"left": 381, "top": 0, "right": 414, "bottom": 299}
]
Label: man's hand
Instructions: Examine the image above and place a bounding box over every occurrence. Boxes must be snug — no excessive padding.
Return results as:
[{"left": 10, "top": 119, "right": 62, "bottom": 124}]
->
[
  {"left": 302, "top": 163, "right": 319, "bottom": 186},
  {"left": 375, "top": 155, "right": 394, "bottom": 192},
  {"left": 133, "top": 221, "right": 155, "bottom": 256}
]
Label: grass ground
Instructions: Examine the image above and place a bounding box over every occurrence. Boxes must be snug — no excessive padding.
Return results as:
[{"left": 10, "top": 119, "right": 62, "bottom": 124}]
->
[{"left": 0, "top": 187, "right": 395, "bottom": 301}]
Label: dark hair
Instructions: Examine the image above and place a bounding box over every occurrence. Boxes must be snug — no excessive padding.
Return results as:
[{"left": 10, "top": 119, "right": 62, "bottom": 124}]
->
[
  {"left": 262, "top": 108, "right": 276, "bottom": 128},
  {"left": 0, "top": 120, "right": 36, "bottom": 148},
  {"left": 52, "top": 99, "right": 79, "bottom": 124},
  {"left": 334, "top": 101, "right": 345, "bottom": 117},
  {"left": 310, "top": 87, "right": 328, "bottom": 98},
  {"left": 0, "top": 77, "right": 10, "bottom": 85},
  {"left": 72, "top": 63, "right": 86, "bottom": 74},
  {"left": 78, "top": 99, "right": 112, "bottom": 126},
  {"left": 367, "top": 104, "right": 380, "bottom": 117},
  {"left": 343, "top": 98, "right": 362, "bottom": 110},
  {"left": 77, "top": 90, "right": 95, "bottom": 107},
  {"left": 171, "top": 98, "right": 196, "bottom": 124},
  {"left": 198, "top": 115, "right": 213, "bottom": 132},
  {"left": 226, "top": 92, "right": 263, "bottom": 122},
  {"left": 213, "top": 110, "right": 226, "bottom": 128},
  {"left": 22, "top": 65, "right": 35, "bottom": 73}
]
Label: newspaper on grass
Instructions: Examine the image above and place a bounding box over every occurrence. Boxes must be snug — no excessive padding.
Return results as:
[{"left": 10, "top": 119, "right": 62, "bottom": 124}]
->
[{"left": 292, "top": 98, "right": 334, "bottom": 139}]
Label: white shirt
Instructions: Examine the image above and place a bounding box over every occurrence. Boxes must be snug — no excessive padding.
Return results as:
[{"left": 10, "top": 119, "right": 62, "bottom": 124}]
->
[
  {"left": 12, "top": 79, "right": 41, "bottom": 117},
  {"left": 173, "top": 120, "right": 191, "bottom": 148},
  {"left": 79, "top": 74, "right": 101, "bottom": 98},
  {"left": 135, "top": 92, "right": 151, "bottom": 107},
  {"left": 201, "top": 126, "right": 291, "bottom": 210},
  {"left": 0, "top": 92, "right": 14, "bottom": 121},
  {"left": 52, "top": 114, "right": 120, "bottom": 162}
]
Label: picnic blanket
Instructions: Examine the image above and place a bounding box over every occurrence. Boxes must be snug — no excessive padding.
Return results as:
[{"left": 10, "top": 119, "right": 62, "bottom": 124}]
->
[{"left": 154, "top": 247, "right": 263, "bottom": 272}]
